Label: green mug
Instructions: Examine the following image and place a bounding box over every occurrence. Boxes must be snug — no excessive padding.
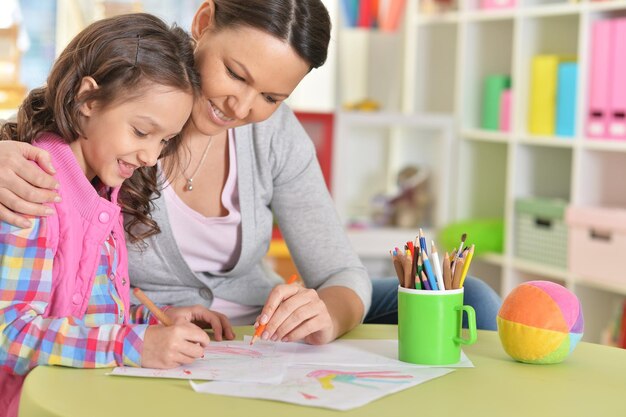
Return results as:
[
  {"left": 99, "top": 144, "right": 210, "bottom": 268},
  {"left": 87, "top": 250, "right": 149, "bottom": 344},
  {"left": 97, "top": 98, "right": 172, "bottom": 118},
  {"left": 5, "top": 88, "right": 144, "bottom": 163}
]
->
[{"left": 398, "top": 286, "right": 477, "bottom": 365}]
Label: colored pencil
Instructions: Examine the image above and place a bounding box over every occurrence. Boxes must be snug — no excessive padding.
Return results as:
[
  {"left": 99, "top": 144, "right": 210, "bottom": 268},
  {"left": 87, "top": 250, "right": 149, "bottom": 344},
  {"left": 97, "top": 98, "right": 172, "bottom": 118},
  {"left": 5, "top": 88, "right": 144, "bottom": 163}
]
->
[
  {"left": 459, "top": 244, "right": 475, "bottom": 289},
  {"left": 251, "top": 274, "right": 298, "bottom": 345},
  {"left": 133, "top": 287, "right": 173, "bottom": 326}
]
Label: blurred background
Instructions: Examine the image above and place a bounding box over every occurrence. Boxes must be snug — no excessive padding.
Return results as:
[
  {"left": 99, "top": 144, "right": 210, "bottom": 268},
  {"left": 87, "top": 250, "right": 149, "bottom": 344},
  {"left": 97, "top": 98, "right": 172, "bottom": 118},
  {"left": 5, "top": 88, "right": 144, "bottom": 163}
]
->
[{"left": 1, "top": 0, "right": 626, "bottom": 347}]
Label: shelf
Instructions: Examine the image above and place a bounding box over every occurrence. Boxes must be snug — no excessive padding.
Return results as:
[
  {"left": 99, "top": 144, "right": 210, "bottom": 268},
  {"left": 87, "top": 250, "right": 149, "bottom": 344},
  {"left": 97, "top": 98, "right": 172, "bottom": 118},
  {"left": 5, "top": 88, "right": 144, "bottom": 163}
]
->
[
  {"left": 415, "top": 13, "right": 460, "bottom": 25},
  {"left": 351, "top": 0, "right": 626, "bottom": 345},
  {"left": 517, "top": 134, "right": 576, "bottom": 148},
  {"left": 574, "top": 276, "right": 626, "bottom": 296},
  {"left": 585, "top": 0, "right": 626, "bottom": 13},
  {"left": 477, "top": 252, "right": 507, "bottom": 267},
  {"left": 463, "top": 10, "right": 516, "bottom": 22},
  {"left": 522, "top": 2, "right": 581, "bottom": 18},
  {"left": 461, "top": 128, "right": 512, "bottom": 143},
  {"left": 510, "top": 257, "right": 571, "bottom": 281},
  {"left": 583, "top": 139, "right": 626, "bottom": 153},
  {"left": 337, "top": 111, "right": 454, "bottom": 128}
]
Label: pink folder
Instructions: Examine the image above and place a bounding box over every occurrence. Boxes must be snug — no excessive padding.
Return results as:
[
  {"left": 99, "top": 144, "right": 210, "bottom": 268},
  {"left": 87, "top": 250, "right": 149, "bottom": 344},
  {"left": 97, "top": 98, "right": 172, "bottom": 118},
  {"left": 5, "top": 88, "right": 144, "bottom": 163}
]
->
[
  {"left": 609, "top": 18, "right": 626, "bottom": 140},
  {"left": 499, "top": 89, "right": 512, "bottom": 132},
  {"left": 587, "top": 19, "right": 613, "bottom": 139},
  {"left": 481, "top": 0, "right": 516, "bottom": 9}
]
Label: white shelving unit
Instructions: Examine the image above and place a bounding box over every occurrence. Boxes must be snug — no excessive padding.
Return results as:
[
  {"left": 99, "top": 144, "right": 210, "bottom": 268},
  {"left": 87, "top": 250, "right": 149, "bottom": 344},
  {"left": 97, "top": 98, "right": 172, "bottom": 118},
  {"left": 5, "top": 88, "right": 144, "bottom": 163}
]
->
[{"left": 396, "top": 0, "right": 626, "bottom": 344}]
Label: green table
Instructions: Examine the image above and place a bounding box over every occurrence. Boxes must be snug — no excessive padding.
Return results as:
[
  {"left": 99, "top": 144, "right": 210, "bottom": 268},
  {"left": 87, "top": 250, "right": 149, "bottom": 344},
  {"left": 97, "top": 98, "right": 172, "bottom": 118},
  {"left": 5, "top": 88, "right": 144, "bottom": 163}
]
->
[{"left": 19, "top": 325, "right": 626, "bottom": 417}]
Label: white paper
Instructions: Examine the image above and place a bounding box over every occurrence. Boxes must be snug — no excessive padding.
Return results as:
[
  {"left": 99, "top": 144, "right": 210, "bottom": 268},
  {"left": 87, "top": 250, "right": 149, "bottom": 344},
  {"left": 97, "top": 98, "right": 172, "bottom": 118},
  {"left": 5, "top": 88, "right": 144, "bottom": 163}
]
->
[
  {"left": 109, "top": 337, "right": 472, "bottom": 396},
  {"left": 109, "top": 339, "right": 298, "bottom": 383},
  {"left": 287, "top": 338, "right": 474, "bottom": 368},
  {"left": 191, "top": 365, "right": 454, "bottom": 411}
]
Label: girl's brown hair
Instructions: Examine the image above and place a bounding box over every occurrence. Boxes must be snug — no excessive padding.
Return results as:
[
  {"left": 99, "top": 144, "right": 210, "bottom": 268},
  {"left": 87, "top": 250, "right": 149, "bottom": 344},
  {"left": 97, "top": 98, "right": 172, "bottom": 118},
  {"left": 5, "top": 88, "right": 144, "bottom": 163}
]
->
[{"left": 0, "top": 13, "right": 200, "bottom": 242}]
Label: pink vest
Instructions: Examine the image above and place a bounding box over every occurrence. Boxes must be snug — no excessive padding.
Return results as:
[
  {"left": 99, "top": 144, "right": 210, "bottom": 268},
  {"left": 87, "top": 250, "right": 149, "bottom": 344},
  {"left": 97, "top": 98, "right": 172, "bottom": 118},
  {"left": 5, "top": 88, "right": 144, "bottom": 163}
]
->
[{"left": 1, "top": 133, "right": 130, "bottom": 417}]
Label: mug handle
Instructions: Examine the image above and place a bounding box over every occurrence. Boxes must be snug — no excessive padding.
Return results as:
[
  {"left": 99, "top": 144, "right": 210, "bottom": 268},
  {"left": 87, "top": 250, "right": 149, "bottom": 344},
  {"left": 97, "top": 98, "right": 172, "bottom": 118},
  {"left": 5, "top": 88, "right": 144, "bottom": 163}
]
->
[{"left": 454, "top": 305, "right": 477, "bottom": 345}]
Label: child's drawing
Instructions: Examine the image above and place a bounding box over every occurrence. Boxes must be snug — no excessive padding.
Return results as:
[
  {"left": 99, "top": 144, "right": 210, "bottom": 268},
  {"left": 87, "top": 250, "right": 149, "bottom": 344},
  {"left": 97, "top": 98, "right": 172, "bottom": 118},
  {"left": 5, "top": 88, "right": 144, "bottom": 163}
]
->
[
  {"left": 191, "top": 365, "right": 455, "bottom": 411},
  {"left": 307, "top": 369, "right": 415, "bottom": 389},
  {"left": 110, "top": 339, "right": 297, "bottom": 384}
]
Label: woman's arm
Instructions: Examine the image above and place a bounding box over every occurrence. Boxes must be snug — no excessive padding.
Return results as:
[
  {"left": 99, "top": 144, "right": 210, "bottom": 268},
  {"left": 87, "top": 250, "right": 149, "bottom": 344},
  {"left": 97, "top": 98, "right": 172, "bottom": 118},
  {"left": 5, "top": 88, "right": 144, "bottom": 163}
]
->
[
  {"left": 0, "top": 141, "right": 60, "bottom": 227},
  {"left": 255, "top": 107, "right": 372, "bottom": 345}
]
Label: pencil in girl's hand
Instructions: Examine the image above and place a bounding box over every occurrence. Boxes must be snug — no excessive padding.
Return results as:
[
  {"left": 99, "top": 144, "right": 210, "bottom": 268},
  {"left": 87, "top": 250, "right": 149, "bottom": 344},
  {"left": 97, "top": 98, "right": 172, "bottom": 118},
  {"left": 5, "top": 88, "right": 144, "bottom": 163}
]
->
[
  {"left": 251, "top": 274, "right": 298, "bottom": 345},
  {"left": 133, "top": 287, "right": 173, "bottom": 326}
]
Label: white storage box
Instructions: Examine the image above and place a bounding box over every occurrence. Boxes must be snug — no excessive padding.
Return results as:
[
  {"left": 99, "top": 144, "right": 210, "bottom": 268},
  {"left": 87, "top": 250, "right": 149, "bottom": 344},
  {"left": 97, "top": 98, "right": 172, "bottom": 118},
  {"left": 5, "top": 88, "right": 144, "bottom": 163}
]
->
[{"left": 566, "top": 206, "right": 626, "bottom": 285}]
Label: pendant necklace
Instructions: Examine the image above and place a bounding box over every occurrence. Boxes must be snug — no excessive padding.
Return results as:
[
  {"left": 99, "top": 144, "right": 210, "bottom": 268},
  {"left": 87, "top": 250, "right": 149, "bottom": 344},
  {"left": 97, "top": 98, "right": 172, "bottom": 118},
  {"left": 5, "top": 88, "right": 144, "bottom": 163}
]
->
[{"left": 182, "top": 136, "right": 213, "bottom": 191}]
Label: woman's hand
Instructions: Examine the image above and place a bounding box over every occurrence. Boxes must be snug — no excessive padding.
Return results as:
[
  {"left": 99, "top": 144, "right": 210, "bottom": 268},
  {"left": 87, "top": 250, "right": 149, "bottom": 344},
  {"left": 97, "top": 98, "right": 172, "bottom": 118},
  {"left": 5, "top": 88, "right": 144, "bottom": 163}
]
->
[
  {"left": 0, "top": 141, "right": 60, "bottom": 228},
  {"left": 255, "top": 284, "right": 335, "bottom": 345},
  {"left": 142, "top": 322, "right": 211, "bottom": 368},
  {"left": 165, "top": 305, "right": 235, "bottom": 341}
]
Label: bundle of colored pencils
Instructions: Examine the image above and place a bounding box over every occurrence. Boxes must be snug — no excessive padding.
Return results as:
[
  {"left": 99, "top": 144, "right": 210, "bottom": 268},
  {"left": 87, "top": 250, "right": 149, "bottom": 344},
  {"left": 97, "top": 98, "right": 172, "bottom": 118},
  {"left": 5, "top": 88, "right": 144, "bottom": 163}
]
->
[{"left": 390, "top": 229, "right": 475, "bottom": 291}]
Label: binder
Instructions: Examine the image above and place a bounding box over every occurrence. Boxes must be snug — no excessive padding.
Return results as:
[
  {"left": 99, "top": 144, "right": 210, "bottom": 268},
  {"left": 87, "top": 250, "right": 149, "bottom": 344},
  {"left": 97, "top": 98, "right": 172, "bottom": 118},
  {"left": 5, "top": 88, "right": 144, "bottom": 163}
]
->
[
  {"left": 528, "top": 55, "right": 560, "bottom": 135},
  {"left": 481, "top": 0, "right": 516, "bottom": 9},
  {"left": 556, "top": 62, "right": 578, "bottom": 138},
  {"left": 499, "top": 89, "right": 512, "bottom": 132},
  {"left": 587, "top": 19, "right": 613, "bottom": 138},
  {"left": 482, "top": 75, "right": 511, "bottom": 131},
  {"left": 609, "top": 18, "right": 626, "bottom": 139}
]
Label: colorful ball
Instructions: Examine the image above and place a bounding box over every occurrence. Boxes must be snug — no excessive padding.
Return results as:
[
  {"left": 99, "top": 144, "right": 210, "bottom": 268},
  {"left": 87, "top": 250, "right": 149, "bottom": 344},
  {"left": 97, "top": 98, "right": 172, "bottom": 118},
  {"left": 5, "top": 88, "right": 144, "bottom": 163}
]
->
[{"left": 497, "top": 280, "right": 584, "bottom": 364}]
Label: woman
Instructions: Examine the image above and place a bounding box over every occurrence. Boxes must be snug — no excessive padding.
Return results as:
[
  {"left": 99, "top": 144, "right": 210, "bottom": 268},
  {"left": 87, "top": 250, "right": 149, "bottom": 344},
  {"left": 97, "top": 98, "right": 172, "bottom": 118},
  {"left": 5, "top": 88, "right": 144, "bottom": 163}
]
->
[{"left": 0, "top": 0, "right": 501, "bottom": 345}]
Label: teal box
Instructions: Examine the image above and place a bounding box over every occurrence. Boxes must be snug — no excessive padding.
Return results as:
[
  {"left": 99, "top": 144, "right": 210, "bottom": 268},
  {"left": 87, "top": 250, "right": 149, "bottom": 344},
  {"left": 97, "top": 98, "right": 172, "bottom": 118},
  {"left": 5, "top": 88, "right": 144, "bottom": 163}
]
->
[{"left": 556, "top": 62, "right": 578, "bottom": 137}]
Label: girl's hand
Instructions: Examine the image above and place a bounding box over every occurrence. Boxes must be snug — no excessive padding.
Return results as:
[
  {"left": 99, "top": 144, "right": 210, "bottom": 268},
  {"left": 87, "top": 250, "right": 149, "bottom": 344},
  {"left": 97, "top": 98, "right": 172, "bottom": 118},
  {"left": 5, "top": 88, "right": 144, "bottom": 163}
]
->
[
  {"left": 141, "top": 322, "right": 211, "bottom": 368},
  {"left": 255, "top": 284, "right": 335, "bottom": 345},
  {"left": 165, "top": 305, "right": 235, "bottom": 341},
  {"left": 0, "top": 141, "right": 60, "bottom": 227}
]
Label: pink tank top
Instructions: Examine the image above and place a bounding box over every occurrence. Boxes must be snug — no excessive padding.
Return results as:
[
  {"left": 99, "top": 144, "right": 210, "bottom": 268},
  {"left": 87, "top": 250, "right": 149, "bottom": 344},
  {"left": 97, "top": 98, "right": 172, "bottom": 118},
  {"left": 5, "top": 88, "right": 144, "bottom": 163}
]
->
[{"left": 164, "top": 131, "right": 242, "bottom": 273}]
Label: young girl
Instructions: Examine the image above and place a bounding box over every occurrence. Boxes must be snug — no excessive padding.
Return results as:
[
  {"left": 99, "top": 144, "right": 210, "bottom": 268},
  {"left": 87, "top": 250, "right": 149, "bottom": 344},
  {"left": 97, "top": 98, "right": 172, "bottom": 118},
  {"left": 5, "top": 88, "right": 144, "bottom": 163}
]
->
[{"left": 0, "top": 13, "right": 233, "bottom": 417}]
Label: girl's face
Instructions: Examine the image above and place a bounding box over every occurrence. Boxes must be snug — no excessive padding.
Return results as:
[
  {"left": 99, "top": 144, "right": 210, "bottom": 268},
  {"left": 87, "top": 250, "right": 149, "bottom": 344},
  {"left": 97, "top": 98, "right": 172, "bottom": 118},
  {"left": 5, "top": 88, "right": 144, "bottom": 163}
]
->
[
  {"left": 72, "top": 80, "right": 193, "bottom": 188},
  {"left": 189, "top": 25, "right": 310, "bottom": 137}
]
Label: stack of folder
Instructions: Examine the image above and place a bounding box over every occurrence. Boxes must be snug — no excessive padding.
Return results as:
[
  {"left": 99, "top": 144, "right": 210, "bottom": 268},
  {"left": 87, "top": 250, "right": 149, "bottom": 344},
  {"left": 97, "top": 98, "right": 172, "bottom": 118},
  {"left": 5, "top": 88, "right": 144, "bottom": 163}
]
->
[
  {"left": 481, "top": 75, "right": 511, "bottom": 132},
  {"left": 587, "top": 18, "right": 626, "bottom": 140},
  {"left": 528, "top": 55, "right": 578, "bottom": 138}
]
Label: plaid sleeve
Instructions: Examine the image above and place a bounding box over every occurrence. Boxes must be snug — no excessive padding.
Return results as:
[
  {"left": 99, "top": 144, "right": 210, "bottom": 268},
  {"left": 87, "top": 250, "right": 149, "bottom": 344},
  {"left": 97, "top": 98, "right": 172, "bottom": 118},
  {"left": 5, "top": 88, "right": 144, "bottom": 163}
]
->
[
  {"left": 0, "top": 218, "right": 148, "bottom": 375},
  {"left": 129, "top": 303, "right": 172, "bottom": 325}
]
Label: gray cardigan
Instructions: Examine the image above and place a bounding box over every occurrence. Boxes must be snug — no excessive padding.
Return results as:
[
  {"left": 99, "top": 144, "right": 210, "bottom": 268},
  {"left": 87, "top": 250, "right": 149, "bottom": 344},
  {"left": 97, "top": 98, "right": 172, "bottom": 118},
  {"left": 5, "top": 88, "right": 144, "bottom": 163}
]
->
[{"left": 127, "top": 104, "right": 372, "bottom": 321}]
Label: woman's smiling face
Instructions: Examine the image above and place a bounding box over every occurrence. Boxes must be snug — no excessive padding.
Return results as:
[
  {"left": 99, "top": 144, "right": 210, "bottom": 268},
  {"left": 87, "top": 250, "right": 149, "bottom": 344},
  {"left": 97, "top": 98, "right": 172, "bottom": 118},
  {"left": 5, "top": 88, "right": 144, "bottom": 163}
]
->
[{"left": 189, "top": 24, "right": 310, "bottom": 137}]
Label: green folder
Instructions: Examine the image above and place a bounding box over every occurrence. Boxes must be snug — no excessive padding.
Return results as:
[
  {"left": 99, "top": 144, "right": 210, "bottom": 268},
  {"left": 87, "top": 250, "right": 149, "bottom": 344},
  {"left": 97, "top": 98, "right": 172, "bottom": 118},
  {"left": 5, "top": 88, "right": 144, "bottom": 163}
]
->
[{"left": 481, "top": 75, "right": 511, "bottom": 130}]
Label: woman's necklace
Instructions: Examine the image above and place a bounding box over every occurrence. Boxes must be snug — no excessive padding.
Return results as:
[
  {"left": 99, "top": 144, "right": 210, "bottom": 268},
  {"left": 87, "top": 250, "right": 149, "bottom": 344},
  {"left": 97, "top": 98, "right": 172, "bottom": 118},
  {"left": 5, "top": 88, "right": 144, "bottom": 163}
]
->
[{"left": 182, "top": 136, "right": 213, "bottom": 191}]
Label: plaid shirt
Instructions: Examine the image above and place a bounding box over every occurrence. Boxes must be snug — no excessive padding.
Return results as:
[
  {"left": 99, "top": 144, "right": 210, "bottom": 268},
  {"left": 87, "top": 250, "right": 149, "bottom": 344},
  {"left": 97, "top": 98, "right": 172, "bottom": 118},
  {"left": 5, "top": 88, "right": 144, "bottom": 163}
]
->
[{"left": 0, "top": 217, "right": 156, "bottom": 375}]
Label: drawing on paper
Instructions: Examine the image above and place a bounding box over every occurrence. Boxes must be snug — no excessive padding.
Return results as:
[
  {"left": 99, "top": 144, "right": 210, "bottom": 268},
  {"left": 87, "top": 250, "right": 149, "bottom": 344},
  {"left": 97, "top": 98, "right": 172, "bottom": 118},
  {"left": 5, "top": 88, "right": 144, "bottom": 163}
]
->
[
  {"left": 203, "top": 345, "right": 263, "bottom": 359},
  {"left": 307, "top": 369, "right": 415, "bottom": 390}
]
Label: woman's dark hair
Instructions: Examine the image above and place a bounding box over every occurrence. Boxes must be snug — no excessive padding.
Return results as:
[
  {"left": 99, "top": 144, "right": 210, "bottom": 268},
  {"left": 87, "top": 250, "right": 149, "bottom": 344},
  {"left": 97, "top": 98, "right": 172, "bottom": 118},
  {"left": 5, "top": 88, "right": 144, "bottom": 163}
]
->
[
  {"left": 0, "top": 13, "right": 200, "bottom": 243},
  {"left": 212, "top": 0, "right": 331, "bottom": 69}
]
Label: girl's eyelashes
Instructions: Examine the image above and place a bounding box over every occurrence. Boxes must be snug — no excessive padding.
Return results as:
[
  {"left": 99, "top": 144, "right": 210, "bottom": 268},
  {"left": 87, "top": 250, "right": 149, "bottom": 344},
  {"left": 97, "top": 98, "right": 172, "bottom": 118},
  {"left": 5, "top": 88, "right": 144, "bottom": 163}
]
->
[
  {"left": 133, "top": 127, "right": 148, "bottom": 138},
  {"left": 263, "top": 94, "right": 278, "bottom": 104}
]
